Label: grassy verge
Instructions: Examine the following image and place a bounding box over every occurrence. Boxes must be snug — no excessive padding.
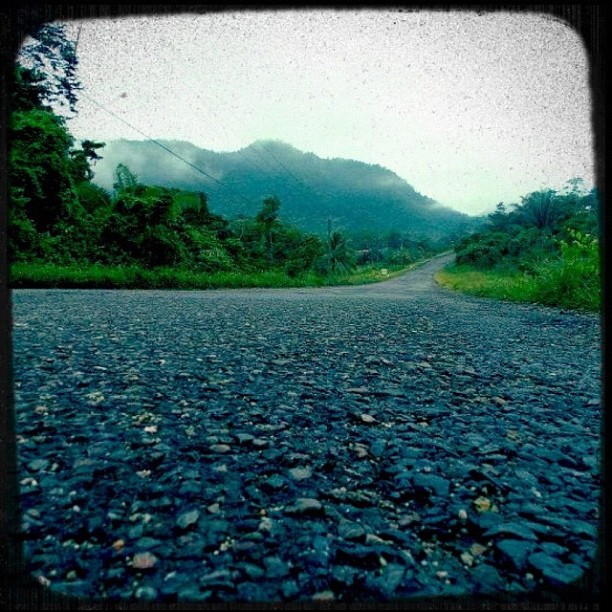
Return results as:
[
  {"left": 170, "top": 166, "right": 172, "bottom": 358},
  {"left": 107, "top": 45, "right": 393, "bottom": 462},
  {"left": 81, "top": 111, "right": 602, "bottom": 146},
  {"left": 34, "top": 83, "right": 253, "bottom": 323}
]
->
[
  {"left": 9, "top": 259, "right": 430, "bottom": 290},
  {"left": 435, "top": 261, "right": 601, "bottom": 313}
]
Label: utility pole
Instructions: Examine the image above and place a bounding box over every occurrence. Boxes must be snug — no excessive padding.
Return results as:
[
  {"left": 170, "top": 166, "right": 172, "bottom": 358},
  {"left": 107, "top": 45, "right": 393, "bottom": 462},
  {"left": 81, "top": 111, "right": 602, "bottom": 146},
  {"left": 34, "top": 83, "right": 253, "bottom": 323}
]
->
[{"left": 327, "top": 217, "right": 332, "bottom": 274}]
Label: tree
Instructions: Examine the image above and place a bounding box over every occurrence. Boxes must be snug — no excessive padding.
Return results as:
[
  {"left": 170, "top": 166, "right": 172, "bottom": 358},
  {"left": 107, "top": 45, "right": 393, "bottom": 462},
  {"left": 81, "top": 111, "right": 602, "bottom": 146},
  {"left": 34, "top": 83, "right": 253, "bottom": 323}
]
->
[
  {"left": 565, "top": 177, "right": 586, "bottom": 195},
  {"left": 17, "top": 22, "right": 82, "bottom": 114},
  {"left": 256, "top": 196, "right": 281, "bottom": 262},
  {"left": 517, "top": 190, "right": 562, "bottom": 231},
  {"left": 11, "top": 65, "right": 48, "bottom": 112},
  {"left": 103, "top": 186, "right": 181, "bottom": 267},
  {"left": 8, "top": 109, "right": 78, "bottom": 233},
  {"left": 325, "top": 221, "right": 353, "bottom": 273},
  {"left": 487, "top": 202, "right": 510, "bottom": 231},
  {"left": 70, "top": 139, "right": 105, "bottom": 183},
  {"left": 113, "top": 163, "right": 139, "bottom": 192},
  {"left": 8, "top": 21, "right": 88, "bottom": 262},
  {"left": 387, "top": 230, "right": 404, "bottom": 250}
]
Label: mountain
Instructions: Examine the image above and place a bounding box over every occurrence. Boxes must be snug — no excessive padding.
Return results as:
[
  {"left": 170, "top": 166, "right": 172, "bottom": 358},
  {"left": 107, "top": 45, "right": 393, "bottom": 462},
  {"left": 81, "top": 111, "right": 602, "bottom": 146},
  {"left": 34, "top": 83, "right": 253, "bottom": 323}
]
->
[{"left": 90, "top": 138, "right": 477, "bottom": 238}]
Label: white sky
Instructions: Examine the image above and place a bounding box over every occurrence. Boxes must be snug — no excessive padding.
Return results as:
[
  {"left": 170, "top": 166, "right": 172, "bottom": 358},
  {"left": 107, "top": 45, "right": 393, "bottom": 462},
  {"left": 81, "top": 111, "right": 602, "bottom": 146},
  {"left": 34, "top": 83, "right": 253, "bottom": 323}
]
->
[{"left": 53, "top": 9, "right": 594, "bottom": 216}]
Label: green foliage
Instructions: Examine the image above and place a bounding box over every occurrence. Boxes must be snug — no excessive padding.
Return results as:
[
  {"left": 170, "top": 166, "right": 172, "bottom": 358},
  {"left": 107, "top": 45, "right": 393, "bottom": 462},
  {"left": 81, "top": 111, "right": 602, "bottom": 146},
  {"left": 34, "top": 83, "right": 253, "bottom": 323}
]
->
[
  {"left": 255, "top": 196, "right": 281, "bottom": 262},
  {"left": 70, "top": 140, "right": 105, "bottom": 182},
  {"left": 530, "top": 230, "right": 600, "bottom": 311},
  {"left": 445, "top": 184, "right": 600, "bottom": 312},
  {"left": 276, "top": 228, "right": 323, "bottom": 277},
  {"left": 11, "top": 65, "right": 48, "bottom": 112},
  {"left": 7, "top": 188, "right": 38, "bottom": 261},
  {"left": 9, "top": 109, "right": 78, "bottom": 233},
  {"left": 456, "top": 185, "right": 599, "bottom": 271},
  {"left": 350, "top": 229, "right": 442, "bottom": 268},
  {"left": 113, "top": 163, "right": 139, "bottom": 191},
  {"left": 18, "top": 22, "right": 82, "bottom": 114},
  {"left": 324, "top": 229, "right": 354, "bottom": 273}
]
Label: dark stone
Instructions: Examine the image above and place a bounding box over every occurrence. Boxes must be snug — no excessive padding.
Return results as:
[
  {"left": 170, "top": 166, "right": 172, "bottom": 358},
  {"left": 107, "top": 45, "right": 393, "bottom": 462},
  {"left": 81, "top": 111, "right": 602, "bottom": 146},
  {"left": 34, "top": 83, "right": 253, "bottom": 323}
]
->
[
  {"left": 528, "top": 552, "right": 584, "bottom": 586},
  {"left": 261, "top": 474, "right": 286, "bottom": 493},
  {"left": 412, "top": 473, "right": 450, "bottom": 498},
  {"left": 370, "top": 439, "right": 387, "bottom": 458},
  {"left": 376, "top": 528, "right": 415, "bottom": 548},
  {"left": 238, "top": 562, "right": 265, "bottom": 580},
  {"left": 201, "top": 520, "right": 230, "bottom": 550},
  {"left": 199, "top": 569, "right": 234, "bottom": 589},
  {"left": 176, "top": 586, "right": 207, "bottom": 601},
  {"left": 145, "top": 450, "right": 166, "bottom": 468},
  {"left": 11, "top": 270, "right": 601, "bottom": 602},
  {"left": 338, "top": 519, "right": 366, "bottom": 543},
  {"left": 495, "top": 539, "right": 536, "bottom": 571},
  {"left": 128, "top": 525, "right": 144, "bottom": 540},
  {"left": 393, "top": 469, "right": 413, "bottom": 484},
  {"left": 558, "top": 456, "right": 588, "bottom": 471},
  {"left": 236, "top": 581, "right": 269, "bottom": 601},
  {"left": 27, "top": 459, "right": 50, "bottom": 472},
  {"left": 540, "top": 542, "right": 569, "bottom": 556},
  {"left": 281, "top": 579, "right": 299, "bottom": 599},
  {"left": 176, "top": 509, "right": 200, "bottom": 530},
  {"left": 569, "top": 520, "right": 598, "bottom": 539},
  {"left": 331, "top": 565, "right": 359, "bottom": 587},
  {"left": 469, "top": 511, "right": 504, "bottom": 532},
  {"left": 365, "top": 563, "right": 407, "bottom": 598},
  {"left": 233, "top": 540, "right": 260, "bottom": 557},
  {"left": 150, "top": 495, "right": 173, "bottom": 509},
  {"left": 135, "top": 586, "right": 159, "bottom": 600},
  {"left": 514, "top": 469, "right": 539, "bottom": 487},
  {"left": 179, "top": 480, "right": 201, "bottom": 497},
  {"left": 483, "top": 522, "right": 539, "bottom": 541},
  {"left": 263, "top": 555, "right": 290, "bottom": 578},
  {"left": 29, "top": 553, "right": 61, "bottom": 568},
  {"left": 135, "top": 537, "right": 163, "bottom": 550},
  {"left": 470, "top": 563, "right": 504, "bottom": 592},
  {"left": 234, "top": 519, "right": 260, "bottom": 532},
  {"left": 521, "top": 520, "right": 552, "bottom": 537},
  {"left": 335, "top": 543, "right": 382, "bottom": 568},
  {"left": 311, "top": 534, "right": 333, "bottom": 563},
  {"left": 285, "top": 498, "right": 324, "bottom": 516}
]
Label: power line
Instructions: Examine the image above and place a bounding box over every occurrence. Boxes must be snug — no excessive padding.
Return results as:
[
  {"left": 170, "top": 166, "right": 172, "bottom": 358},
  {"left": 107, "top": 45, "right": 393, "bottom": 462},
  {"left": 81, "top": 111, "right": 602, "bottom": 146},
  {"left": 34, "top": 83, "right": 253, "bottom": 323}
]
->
[{"left": 80, "top": 91, "right": 255, "bottom": 208}]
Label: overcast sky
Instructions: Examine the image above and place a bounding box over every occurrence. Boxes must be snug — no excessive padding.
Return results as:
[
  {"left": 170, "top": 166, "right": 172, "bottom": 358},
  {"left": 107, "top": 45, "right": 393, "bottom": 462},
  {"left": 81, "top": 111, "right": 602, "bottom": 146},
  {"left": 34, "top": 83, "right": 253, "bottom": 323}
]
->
[{"left": 51, "top": 9, "right": 594, "bottom": 216}]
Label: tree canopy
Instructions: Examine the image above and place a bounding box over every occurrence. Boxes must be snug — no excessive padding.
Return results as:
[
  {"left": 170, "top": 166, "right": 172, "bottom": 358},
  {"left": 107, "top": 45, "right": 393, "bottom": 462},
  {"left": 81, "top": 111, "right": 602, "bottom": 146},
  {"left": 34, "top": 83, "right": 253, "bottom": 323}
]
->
[{"left": 17, "top": 22, "right": 82, "bottom": 114}]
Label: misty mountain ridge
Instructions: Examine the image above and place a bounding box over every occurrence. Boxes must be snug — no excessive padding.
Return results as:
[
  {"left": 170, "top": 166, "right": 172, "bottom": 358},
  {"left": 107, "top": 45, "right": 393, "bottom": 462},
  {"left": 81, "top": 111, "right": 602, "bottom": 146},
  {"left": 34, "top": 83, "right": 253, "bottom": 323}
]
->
[{"left": 91, "top": 138, "right": 477, "bottom": 238}]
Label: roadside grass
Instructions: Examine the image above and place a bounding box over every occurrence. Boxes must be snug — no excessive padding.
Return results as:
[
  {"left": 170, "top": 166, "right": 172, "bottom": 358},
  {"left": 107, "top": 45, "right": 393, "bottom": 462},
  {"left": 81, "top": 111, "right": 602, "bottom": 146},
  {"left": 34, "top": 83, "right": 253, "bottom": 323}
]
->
[
  {"left": 9, "top": 258, "right": 434, "bottom": 290},
  {"left": 9, "top": 263, "right": 316, "bottom": 290},
  {"left": 435, "top": 259, "right": 601, "bottom": 313}
]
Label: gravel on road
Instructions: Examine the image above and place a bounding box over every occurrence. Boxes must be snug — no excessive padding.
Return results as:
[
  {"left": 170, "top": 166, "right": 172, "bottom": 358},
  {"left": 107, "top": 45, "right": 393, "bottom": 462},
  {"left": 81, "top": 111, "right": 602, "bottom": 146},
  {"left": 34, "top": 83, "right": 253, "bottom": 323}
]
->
[{"left": 11, "top": 254, "right": 602, "bottom": 603}]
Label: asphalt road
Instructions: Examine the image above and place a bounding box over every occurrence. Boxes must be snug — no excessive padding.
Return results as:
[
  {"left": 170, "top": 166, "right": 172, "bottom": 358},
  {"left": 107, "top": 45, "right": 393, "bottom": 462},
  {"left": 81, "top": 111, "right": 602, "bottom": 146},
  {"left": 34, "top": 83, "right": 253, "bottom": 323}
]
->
[{"left": 11, "top": 254, "right": 602, "bottom": 603}]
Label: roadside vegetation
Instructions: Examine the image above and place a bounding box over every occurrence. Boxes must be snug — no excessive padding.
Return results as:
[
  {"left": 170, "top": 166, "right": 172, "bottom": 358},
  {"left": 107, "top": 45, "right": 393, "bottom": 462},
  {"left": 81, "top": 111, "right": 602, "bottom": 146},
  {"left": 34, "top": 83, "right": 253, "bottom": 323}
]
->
[
  {"left": 436, "top": 183, "right": 601, "bottom": 312},
  {"left": 8, "top": 24, "right": 449, "bottom": 290}
]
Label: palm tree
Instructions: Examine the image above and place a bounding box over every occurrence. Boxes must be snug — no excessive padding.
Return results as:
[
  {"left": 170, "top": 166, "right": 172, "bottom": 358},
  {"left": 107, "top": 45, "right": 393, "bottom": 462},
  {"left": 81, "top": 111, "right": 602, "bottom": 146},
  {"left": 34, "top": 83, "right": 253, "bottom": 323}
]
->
[{"left": 326, "top": 220, "right": 353, "bottom": 273}]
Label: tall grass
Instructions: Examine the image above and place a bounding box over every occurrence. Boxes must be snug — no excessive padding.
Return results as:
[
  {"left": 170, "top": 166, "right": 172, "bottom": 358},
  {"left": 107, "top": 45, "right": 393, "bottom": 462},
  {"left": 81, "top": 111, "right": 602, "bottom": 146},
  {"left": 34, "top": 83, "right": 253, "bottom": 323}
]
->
[
  {"left": 9, "top": 260, "right": 425, "bottom": 290},
  {"left": 436, "top": 235, "right": 600, "bottom": 312},
  {"left": 9, "top": 263, "right": 317, "bottom": 290}
]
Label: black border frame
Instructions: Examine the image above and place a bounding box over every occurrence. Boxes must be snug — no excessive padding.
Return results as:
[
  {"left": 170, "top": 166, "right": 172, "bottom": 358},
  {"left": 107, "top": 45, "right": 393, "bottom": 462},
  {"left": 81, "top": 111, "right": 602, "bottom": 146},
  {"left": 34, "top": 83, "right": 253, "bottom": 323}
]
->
[{"left": 1, "top": 4, "right": 605, "bottom": 609}]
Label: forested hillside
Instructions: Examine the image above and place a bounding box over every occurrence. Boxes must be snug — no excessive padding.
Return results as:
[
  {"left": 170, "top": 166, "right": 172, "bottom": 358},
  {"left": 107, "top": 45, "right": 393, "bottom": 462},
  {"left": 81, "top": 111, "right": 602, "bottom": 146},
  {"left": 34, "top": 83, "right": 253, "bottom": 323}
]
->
[{"left": 91, "top": 139, "right": 477, "bottom": 239}]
